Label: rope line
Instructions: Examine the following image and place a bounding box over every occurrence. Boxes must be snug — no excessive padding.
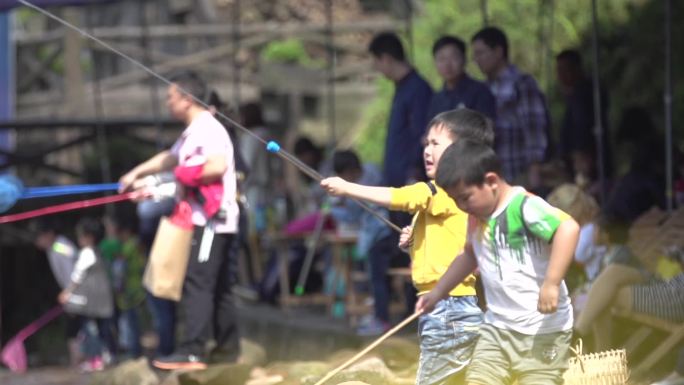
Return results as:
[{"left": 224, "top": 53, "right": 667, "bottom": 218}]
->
[
  {"left": 21, "top": 183, "right": 120, "bottom": 199},
  {"left": 0, "top": 192, "right": 135, "bottom": 224}
]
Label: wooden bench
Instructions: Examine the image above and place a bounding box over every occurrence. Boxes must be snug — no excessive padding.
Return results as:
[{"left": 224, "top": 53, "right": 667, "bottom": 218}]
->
[
  {"left": 267, "top": 232, "right": 335, "bottom": 312},
  {"left": 269, "top": 229, "right": 416, "bottom": 325},
  {"left": 344, "top": 264, "right": 413, "bottom": 326},
  {"left": 629, "top": 207, "right": 684, "bottom": 270},
  {"left": 613, "top": 309, "right": 684, "bottom": 377}
]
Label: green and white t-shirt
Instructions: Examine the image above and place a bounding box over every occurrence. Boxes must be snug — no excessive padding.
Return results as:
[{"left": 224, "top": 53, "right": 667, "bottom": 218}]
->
[{"left": 469, "top": 187, "right": 574, "bottom": 335}]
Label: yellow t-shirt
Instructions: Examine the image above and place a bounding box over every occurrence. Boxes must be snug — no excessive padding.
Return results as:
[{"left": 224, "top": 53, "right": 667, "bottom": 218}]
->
[{"left": 389, "top": 181, "right": 476, "bottom": 296}]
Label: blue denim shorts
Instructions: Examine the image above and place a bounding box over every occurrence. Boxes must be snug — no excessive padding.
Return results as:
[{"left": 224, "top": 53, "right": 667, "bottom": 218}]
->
[{"left": 416, "top": 295, "right": 483, "bottom": 385}]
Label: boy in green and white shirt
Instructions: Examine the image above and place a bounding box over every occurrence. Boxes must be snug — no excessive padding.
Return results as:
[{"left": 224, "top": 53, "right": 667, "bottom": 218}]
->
[{"left": 417, "top": 140, "right": 578, "bottom": 385}]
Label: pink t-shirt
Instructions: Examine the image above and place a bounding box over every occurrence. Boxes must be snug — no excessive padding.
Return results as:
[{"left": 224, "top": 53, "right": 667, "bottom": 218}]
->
[{"left": 171, "top": 111, "right": 239, "bottom": 233}]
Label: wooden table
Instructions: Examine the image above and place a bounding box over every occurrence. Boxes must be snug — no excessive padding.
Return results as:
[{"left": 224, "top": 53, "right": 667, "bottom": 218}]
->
[
  {"left": 267, "top": 231, "right": 358, "bottom": 315},
  {"left": 325, "top": 233, "right": 412, "bottom": 325},
  {"left": 268, "top": 231, "right": 412, "bottom": 324}
]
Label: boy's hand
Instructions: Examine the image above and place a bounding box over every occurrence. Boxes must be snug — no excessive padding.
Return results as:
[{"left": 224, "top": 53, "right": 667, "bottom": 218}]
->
[
  {"left": 320, "top": 177, "right": 349, "bottom": 197},
  {"left": 398, "top": 225, "right": 413, "bottom": 251},
  {"left": 57, "top": 289, "right": 71, "bottom": 305},
  {"left": 538, "top": 282, "right": 560, "bottom": 313},
  {"left": 415, "top": 291, "right": 441, "bottom": 314}
]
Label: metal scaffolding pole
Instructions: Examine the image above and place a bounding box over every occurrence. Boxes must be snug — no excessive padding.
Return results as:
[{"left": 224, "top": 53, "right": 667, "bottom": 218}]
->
[
  {"left": 590, "top": 0, "right": 606, "bottom": 205},
  {"left": 480, "top": 0, "right": 489, "bottom": 26},
  {"left": 140, "top": 0, "right": 164, "bottom": 150},
  {"left": 404, "top": 0, "right": 413, "bottom": 62},
  {"left": 87, "top": 6, "right": 113, "bottom": 192},
  {"left": 325, "top": 0, "right": 336, "bottom": 147},
  {"left": 664, "top": 0, "right": 673, "bottom": 212},
  {"left": 232, "top": 0, "right": 241, "bottom": 111}
]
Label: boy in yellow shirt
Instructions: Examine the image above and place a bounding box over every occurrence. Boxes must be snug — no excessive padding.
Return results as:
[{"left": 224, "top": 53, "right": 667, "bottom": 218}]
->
[{"left": 321, "top": 108, "right": 493, "bottom": 385}]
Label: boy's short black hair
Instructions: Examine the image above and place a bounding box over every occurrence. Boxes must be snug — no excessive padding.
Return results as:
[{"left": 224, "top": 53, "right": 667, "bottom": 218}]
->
[
  {"left": 596, "top": 211, "right": 629, "bottom": 244},
  {"left": 293, "top": 137, "right": 320, "bottom": 157},
  {"left": 106, "top": 207, "right": 139, "bottom": 234},
  {"left": 34, "top": 217, "right": 60, "bottom": 235},
  {"left": 432, "top": 35, "right": 466, "bottom": 58},
  {"left": 76, "top": 217, "right": 105, "bottom": 244},
  {"left": 556, "top": 49, "right": 583, "bottom": 68},
  {"left": 204, "top": 89, "right": 226, "bottom": 111},
  {"left": 333, "top": 150, "right": 362, "bottom": 175},
  {"left": 428, "top": 108, "right": 494, "bottom": 147},
  {"left": 436, "top": 139, "right": 502, "bottom": 188},
  {"left": 368, "top": 32, "right": 406, "bottom": 62},
  {"left": 169, "top": 70, "right": 208, "bottom": 105},
  {"left": 471, "top": 26, "right": 508, "bottom": 59},
  {"left": 240, "top": 102, "right": 264, "bottom": 128}
]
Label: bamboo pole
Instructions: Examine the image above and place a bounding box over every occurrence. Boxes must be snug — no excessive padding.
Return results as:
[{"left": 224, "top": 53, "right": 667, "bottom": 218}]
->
[{"left": 312, "top": 311, "right": 422, "bottom": 385}]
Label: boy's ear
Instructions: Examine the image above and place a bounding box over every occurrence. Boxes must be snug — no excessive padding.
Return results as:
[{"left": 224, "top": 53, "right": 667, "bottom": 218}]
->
[{"left": 484, "top": 172, "right": 499, "bottom": 189}]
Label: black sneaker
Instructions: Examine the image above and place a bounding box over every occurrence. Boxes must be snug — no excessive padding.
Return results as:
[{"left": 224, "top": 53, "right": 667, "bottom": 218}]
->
[{"left": 152, "top": 353, "right": 207, "bottom": 370}]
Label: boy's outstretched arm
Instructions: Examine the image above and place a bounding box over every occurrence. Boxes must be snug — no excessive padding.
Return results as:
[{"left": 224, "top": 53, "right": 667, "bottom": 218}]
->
[
  {"left": 320, "top": 177, "right": 392, "bottom": 208},
  {"left": 539, "top": 218, "right": 580, "bottom": 314},
  {"left": 416, "top": 244, "right": 478, "bottom": 313}
]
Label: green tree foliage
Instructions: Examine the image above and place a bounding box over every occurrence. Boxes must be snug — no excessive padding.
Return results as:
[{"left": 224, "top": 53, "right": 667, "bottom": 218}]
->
[
  {"left": 356, "top": 77, "right": 393, "bottom": 164},
  {"left": 260, "top": 38, "right": 323, "bottom": 68}
]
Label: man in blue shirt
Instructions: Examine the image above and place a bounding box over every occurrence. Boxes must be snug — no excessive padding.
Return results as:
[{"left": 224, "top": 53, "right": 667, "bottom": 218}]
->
[
  {"left": 368, "top": 32, "right": 429, "bottom": 315},
  {"left": 428, "top": 35, "right": 496, "bottom": 121},
  {"left": 368, "top": 32, "right": 433, "bottom": 188}
]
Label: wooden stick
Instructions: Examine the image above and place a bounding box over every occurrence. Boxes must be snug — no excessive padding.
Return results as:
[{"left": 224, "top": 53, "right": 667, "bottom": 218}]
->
[{"left": 312, "top": 311, "right": 422, "bottom": 385}]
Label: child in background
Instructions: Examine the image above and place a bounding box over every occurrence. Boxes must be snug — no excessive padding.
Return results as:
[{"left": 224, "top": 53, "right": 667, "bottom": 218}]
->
[
  {"left": 546, "top": 183, "right": 604, "bottom": 303},
  {"left": 34, "top": 219, "right": 82, "bottom": 366},
  {"left": 322, "top": 109, "right": 493, "bottom": 385},
  {"left": 105, "top": 212, "right": 147, "bottom": 358},
  {"left": 100, "top": 215, "right": 123, "bottom": 265},
  {"left": 547, "top": 184, "right": 603, "bottom": 282},
  {"left": 418, "top": 140, "right": 578, "bottom": 385},
  {"left": 327, "top": 149, "right": 394, "bottom": 335},
  {"left": 59, "top": 217, "right": 116, "bottom": 371}
]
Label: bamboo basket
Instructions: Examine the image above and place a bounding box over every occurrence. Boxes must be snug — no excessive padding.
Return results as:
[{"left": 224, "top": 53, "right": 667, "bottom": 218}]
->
[{"left": 563, "top": 340, "right": 630, "bottom": 385}]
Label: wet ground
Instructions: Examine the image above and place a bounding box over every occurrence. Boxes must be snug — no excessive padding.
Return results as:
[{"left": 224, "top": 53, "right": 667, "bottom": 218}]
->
[
  {"left": 6, "top": 303, "right": 661, "bottom": 385},
  {"left": 0, "top": 366, "right": 91, "bottom": 385},
  {"left": 0, "top": 302, "right": 417, "bottom": 384}
]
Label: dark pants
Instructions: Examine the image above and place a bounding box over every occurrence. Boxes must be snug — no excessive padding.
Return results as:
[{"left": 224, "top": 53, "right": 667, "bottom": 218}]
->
[
  {"left": 146, "top": 292, "right": 176, "bottom": 356},
  {"left": 66, "top": 315, "right": 117, "bottom": 359},
  {"left": 118, "top": 307, "right": 142, "bottom": 357},
  {"left": 387, "top": 211, "right": 417, "bottom": 316},
  {"left": 368, "top": 234, "right": 396, "bottom": 323},
  {"left": 179, "top": 226, "right": 239, "bottom": 360}
]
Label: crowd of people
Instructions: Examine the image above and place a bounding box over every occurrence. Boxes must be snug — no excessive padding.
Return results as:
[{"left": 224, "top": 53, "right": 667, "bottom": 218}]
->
[{"left": 27, "top": 25, "right": 683, "bottom": 385}]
